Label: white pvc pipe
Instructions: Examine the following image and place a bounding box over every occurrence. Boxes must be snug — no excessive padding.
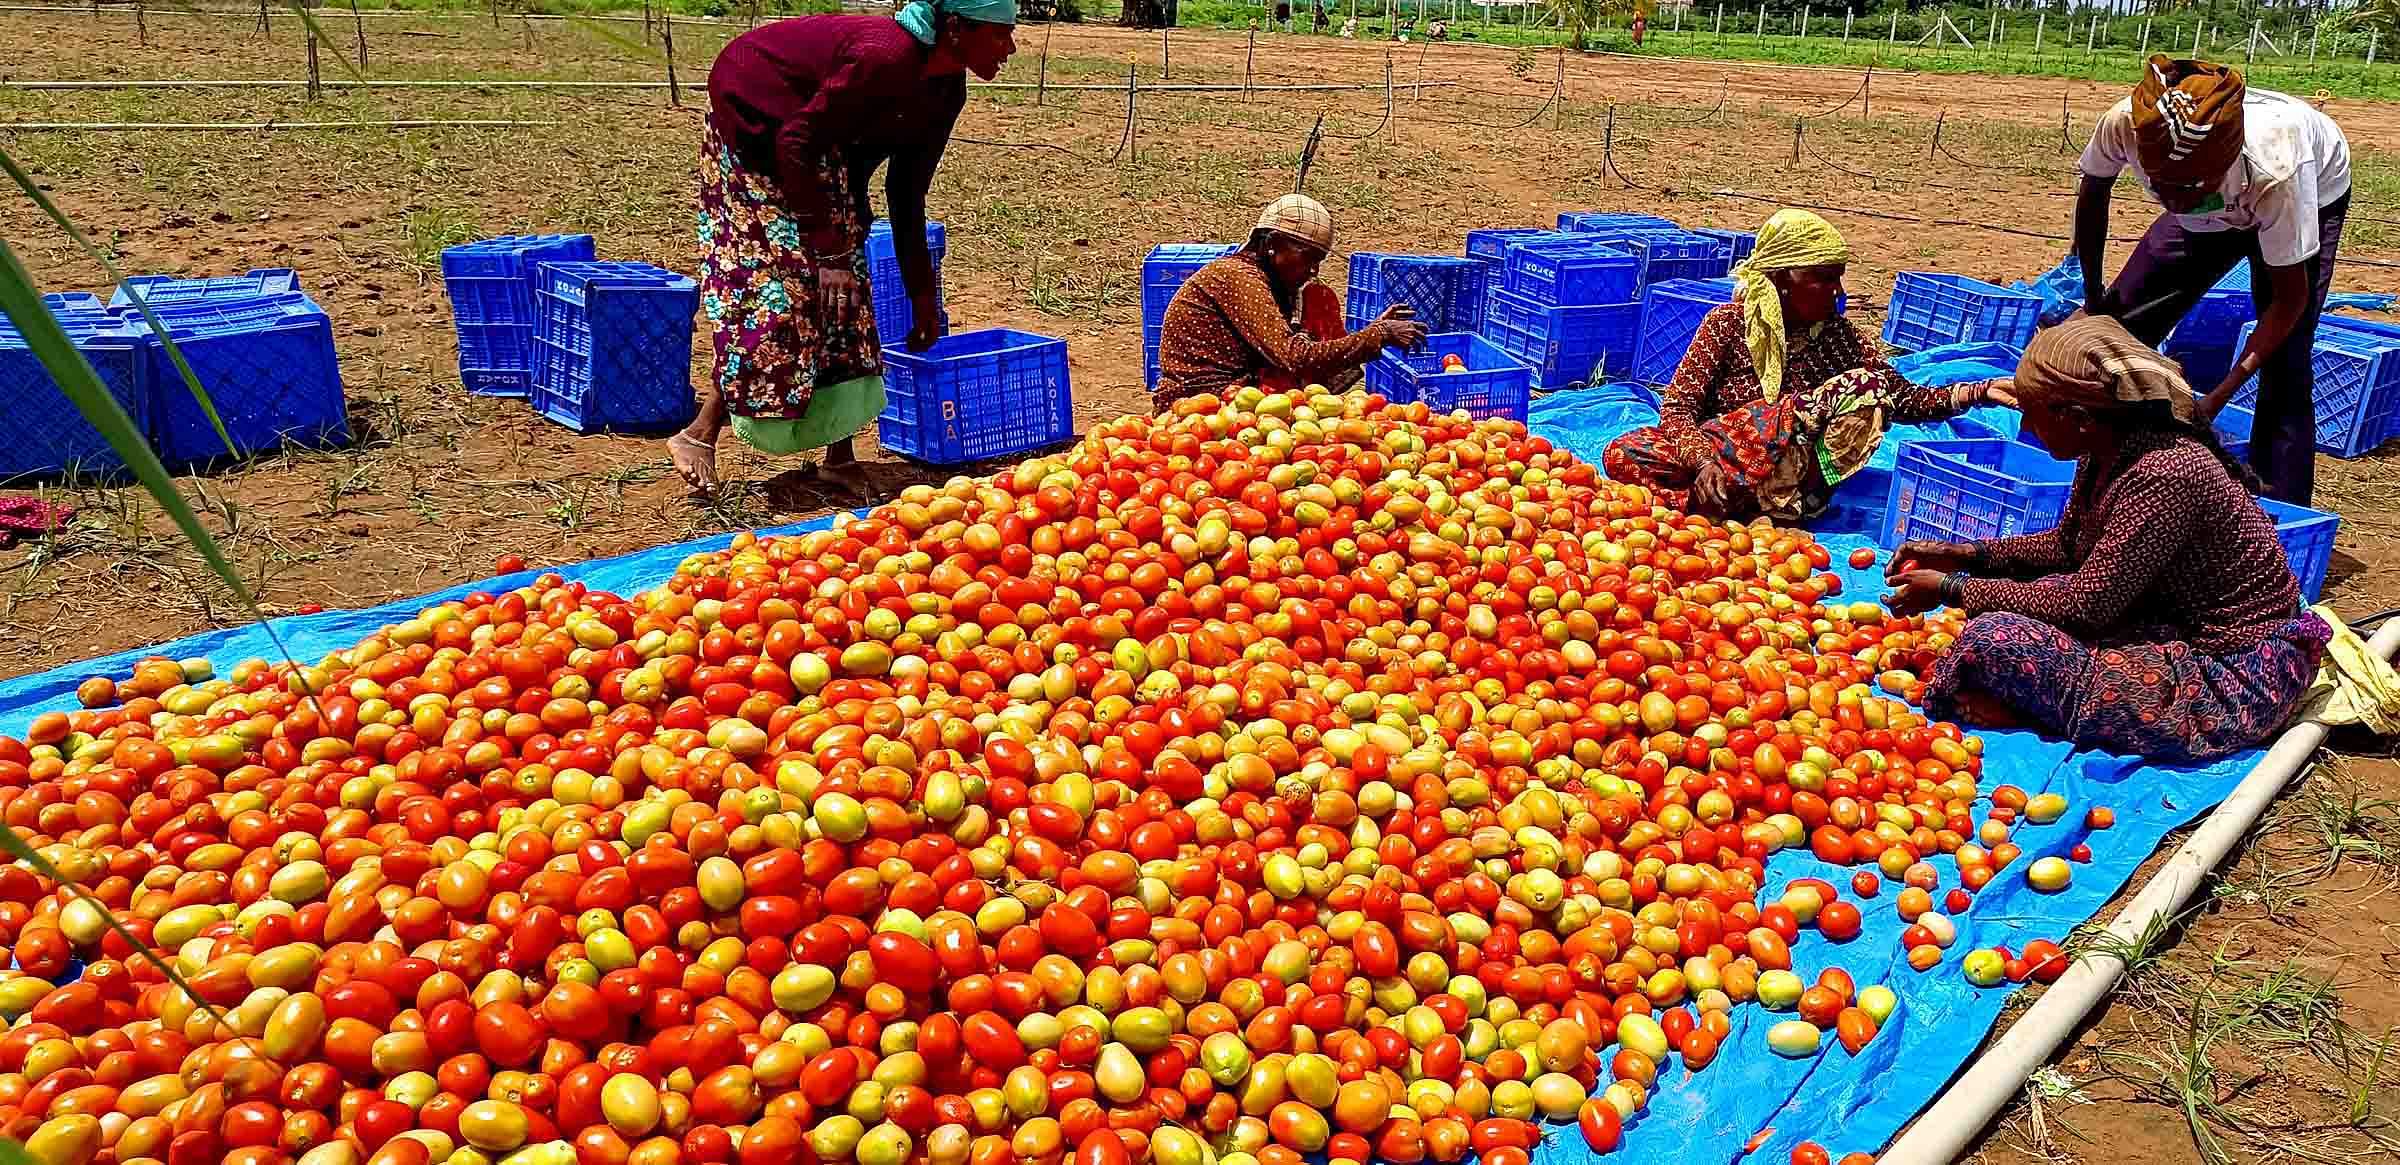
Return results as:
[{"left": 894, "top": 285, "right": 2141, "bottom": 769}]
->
[{"left": 1881, "top": 614, "right": 2400, "bottom": 1165}]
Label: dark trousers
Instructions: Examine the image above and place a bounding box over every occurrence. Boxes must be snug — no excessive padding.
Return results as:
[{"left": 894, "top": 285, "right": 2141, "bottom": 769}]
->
[{"left": 2099, "top": 193, "right": 2349, "bottom": 505}]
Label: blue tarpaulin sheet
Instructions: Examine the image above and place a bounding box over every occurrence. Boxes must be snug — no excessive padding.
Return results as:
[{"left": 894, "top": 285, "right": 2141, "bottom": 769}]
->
[{"left": 0, "top": 387, "right": 2265, "bottom": 1163}]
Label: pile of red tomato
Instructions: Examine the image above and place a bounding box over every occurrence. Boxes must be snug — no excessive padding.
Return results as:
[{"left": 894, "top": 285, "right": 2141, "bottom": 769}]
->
[{"left": 0, "top": 388, "right": 2000, "bottom": 1165}]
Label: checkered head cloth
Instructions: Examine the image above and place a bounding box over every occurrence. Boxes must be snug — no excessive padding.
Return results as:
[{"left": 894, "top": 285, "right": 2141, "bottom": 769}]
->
[{"left": 1257, "top": 195, "right": 1335, "bottom": 251}]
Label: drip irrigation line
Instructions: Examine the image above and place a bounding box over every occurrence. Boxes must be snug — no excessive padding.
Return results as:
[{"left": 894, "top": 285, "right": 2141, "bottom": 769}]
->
[
  {"left": 1793, "top": 71, "right": 1869, "bottom": 122},
  {"left": 1803, "top": 131, "right": 2079, "bottom": 200},
  {"left": 0, "top": 118, "right": 553, "bottom": 131}
]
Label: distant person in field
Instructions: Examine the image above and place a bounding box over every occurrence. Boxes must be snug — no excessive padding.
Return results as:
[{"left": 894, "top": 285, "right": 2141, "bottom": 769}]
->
[
  {"left": 1150, "top": 195, "right": 1428, "bottom": 414},
  {"left": 666, "top": 0, "right": 1017, "bottom": 497},
  {"left": 1631, "top": 11, "right": 1645, "bottom": 46},
  {"left": 1885, "top": 317, "right": 2328, "bottom": 762},
  {"left": 2073, "top": 55, "right": 2351, "bottom": 505},
  {"left": 1601, "top": 209, "right": 2014, "bottom": 522}
]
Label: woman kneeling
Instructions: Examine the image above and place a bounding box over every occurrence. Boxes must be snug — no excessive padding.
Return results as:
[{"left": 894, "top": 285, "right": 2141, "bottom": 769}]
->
[{"left": 1886, "top": 317, "right": 2330, "bottom": 762}]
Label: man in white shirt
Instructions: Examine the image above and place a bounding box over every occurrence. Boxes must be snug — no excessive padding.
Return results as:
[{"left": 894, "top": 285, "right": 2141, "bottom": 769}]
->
[{"left": 2074, "top": 55, "right": 2351, "bottom": 504}]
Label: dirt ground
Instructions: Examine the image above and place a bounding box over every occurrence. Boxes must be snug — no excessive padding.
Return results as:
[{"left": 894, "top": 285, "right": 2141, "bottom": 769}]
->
[{"left": 3, "top": 10, "right": 2398, "bottom": 1161}]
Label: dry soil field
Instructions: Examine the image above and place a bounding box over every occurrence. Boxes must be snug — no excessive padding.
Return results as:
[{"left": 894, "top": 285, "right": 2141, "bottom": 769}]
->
[{"left": 3, "top": 9, "right": 2399, "bottom": 1162}]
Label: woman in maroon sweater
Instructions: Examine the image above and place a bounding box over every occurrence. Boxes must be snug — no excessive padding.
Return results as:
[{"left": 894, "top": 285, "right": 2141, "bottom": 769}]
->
[
  {"left": 667, "top": 2, "right": 1016, "bottom": 496},
  {"left": 1886, "top": 317, "right": 2331, "bottom": 761}
]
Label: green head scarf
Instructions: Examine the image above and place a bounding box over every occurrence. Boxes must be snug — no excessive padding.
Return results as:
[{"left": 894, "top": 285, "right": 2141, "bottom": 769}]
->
[{"left": 897, "top": 0, "right": 1017, "bottom": 44}]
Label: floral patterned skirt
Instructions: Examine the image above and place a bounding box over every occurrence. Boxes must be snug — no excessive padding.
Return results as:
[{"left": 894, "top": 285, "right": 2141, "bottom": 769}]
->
[
  {"left": 1601, "top": 368, "right": 1887, "bottom": 521},
  {"left": 697, "top": 115, "right": 885, "bottom": 443},
  {"left": 1925, "top": 611, "right": 2332, "bottom": 763}
]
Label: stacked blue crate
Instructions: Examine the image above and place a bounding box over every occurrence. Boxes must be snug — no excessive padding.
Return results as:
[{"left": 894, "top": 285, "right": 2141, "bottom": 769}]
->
[
  {"left": 112, "top": 268, "right": 300, "bottom": 309},
  {"left": 1883, "top": 272, "right": 2044, "bottom": 352},
  {"left": 132, "top": 294, "right": 347, "bottom": 466},
  {"left": 2228, "top": 319, "right": 2400, "bottom": 456},
  {"left": 1618, "top": 232, "right": 1735, "bottom": 289},
  {"left": 1478, "top": 235, "right": 1643, "bottom": 390},
  {"left": 1344, "top": 254, "right": 1488, "bottom": 334},
  {"left": 1361, "top": 333, "right": 1532, "bottom": 419},
  {"left": 1630, "top": 278, "right": 1736, "bottom": 386},
  {"left": 1556, "top": 212, "right": 1678, "bottom": 234},
  {"left": 1687, "top": 228, "right": 1756, "bottom": 265},
  {"left": 1464, "top": 229, "right": 1571, "bottom": 271},
  {"left": 441, "top": 235, "right": 595, "bottom": 398},
  {"left": 0, "top": 302, "right": 150, "bottom": 481},
  {"left": 532, "top": 262, "right": 700, "bottom": 433},
  {"left": 865, "top": 219, "right": 949, "bottom": 342},
  {"left": 1141, "top": 244, "right": 1238, "bottom": 391}
]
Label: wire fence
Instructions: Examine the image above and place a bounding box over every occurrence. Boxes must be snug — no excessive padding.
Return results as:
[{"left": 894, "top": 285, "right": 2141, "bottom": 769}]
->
[{"left": 7, "top": 8, "right": 2400, "bottom": 275}]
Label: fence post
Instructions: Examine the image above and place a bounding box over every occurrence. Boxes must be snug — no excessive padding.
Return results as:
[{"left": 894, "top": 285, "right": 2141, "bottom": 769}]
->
[
  {"left": 257, "top": 0, "right": 268, "bottom": 34},
  {"left": 1929, "top": 109, "right": 1941, "bottom": 160},
  {"left": 663, "top": 11, "right": 680, "bottom": 107},
  {"left": 1162, "top": 26, "right": 1170, "bottom": 79},
  {"left": 1037, "top": 23, "right": 1051, "bottom": 105},
  {"left": 642, "top": 0, "right": 651, "bottom": 44},
  {"left": 2246, "top": 19, "right": 2258, "bottom": 64},
  {"left": 2034, "top": 13, "right": 2043, "bottom": 55},
  {"left": 305, "top": 0, "right": 320, "bottom": 99},
  {"left": 1552, "top": 48, "right": 1564, "bottom": 130},
  {"left": 2139, "top": 17, "right": 2147, "bottom": 57},
  {"left": 350, "top": 0, "right": 366, "bottom": 66},
  {"left": 1715, "top": 4, "right": 1723, "bottom": 41},
  {"left": 2193, "top": 21, "right": 2201, "bottom": 57},
  {"left": 2087, "top": 14, "right": 2097, "bottom": 53},
  {"left": 1799, "top": 8, "right": 1807, "bottom": 40},
  {"left": 1887, "top": 8, "right": 1896, "bottom": 46},
  {"left": 1791, "top": 118, "right": 1802, "bottom": 165},
  {"left": 1755, "top": 3, "right": 1763, "bottom": 44},
  {"left": 135, "top": 0, "right": 145, "bottom": 45},
  {"left": 2372, "top": 29, "right": 2380, "bottom": 66},
  {"left": 1244, "top": 28, "right": 1254, "bottom": 100},
  {"left": 1861, "top": 65, "right": 1870, "bottom": 118},
  {"left": 1844, "top": 9, "right": 1851, "bottom": 43},
  {"left": 2310, "top": 26, "right": 2318, "bottom": 67}
]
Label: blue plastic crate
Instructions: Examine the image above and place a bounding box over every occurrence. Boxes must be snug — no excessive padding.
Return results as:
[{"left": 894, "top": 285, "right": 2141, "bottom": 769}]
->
[
  {"left": 0, "top": 315, "right": 149, "bottom": 482},
  {"left": 2163, "top": 341, "right": 2238, "bottom": 397},
  {"left": 111, "top": 268, "right": 300, "bottom": 310},
  {"left": 2258, "top": 496, "right": 2339, "bottom": 602},
  {"left": 131, "top": 293, "right": 346, "bottom": 465},
  {"left": 42, "top": 292, "right": 111, "bottom": 317},
  {"left": 1142, "top": 243, "right": 1238, "bottom": 390},
  {"left": 1879, "top": 439, "right": 2077, "bottom": 548},
  {"left": 1465, "top": 228, "right": 1571, "bottom": 266},
  {"left": 442, "top": 235, "right": 596, "bottom": 398},
  {"left": 1344, "top": 254, "right": 1487, "bottom": 333},
  {"left": 531, "top": 265, "right": 699, "bottom": 434},
  {"left": 1362, "top": 332, "right": 1532, "bottom": 419},
  {"left": 1621, "top": 232, "right": 1735, "bottom": 289},
  {"left": 1500, "top": 242, "right": 1639, "bottom": 307},
  {"left": 1883, "top": 272, "right": 2045, "bottom": 353},
  {"left": 1556, "top": 211, "right": 1678, "bottom": 234},
  {"left": 2228, "top": 320, "right": 2400, "bottom": 456},
  {"left": 865, "top": 218, "right": 949, "bottom": 341},
  {"left": 1631, "top": 277, "right": 1736, "bottom": 386},
  {"left": 1688, "top": 228, "right": 1756, "bottom": 264},
  {"left": 2168, "top": 285, "right": 2255, "bottom": 353},
  {"left": 1480, "top": 288, "right": 1640, "bottom": 390},
  {"left": 878, "top": 328, "right": 1072, "bottom": 465}
]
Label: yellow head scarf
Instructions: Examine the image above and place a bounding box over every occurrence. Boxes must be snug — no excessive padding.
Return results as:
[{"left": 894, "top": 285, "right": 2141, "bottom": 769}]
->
[{"left": 1730, "top": 209, "right": 1851, "bottom": 401}]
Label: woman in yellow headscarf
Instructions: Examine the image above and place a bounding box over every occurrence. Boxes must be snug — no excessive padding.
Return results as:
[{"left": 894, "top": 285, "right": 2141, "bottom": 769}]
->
[{"left": 1602, "top": 209, "right": 2015, "bottom": 521}]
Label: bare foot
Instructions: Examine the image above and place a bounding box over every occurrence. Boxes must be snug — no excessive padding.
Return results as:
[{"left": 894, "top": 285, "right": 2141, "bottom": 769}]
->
[
  {"left": 816, "top": 458, "right": 874, "bottom": 506},
  {"left": 667, "top": 431, "right": 719, "bottom": 497}
]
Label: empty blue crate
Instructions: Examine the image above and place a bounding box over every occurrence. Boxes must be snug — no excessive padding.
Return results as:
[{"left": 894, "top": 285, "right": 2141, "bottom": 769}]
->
[
  {"left": 136, "top": 293, "right": 346, "bottom": 465},
  {"left": 2229, "top": 320, "right": 2400, "bottom": 456},
  {"left": 0, "top": 314, "right": 149, "bottom": 482},
  {"left": 1466, "top": 228, "right": 1570, "bottom": 267},
  {"left": 879, "top": 328, "right": 1071, "bottom": 466},
  {"left": 1623, "top": 232, "right": 1734, "bottom": 289},
  {"left": 1501, "top": 243, "right": 1638, "bottom": 307},
  {"left": 443, "top": 235, "right": 596, "bottom": 398},
  {"left": 1883, "top": 272, "right": 2044, "bottom": 352},
  {"left": 1362, "top": 333, "right": 1531, "bottom": 420},
  {"left": 532, "top": 263, "right": 699, "bottom": 433},
  {"left": 1631, "top": 277, "right": 1736, "bottom": 386},
  {"left": 2215, "top": 403, "right": 2255, "bottom": 461},
  {"left": 1143, "top": 243, "right": 1237, "bottom": 389},
  {"left": 1880, "top": 439, "right": 2076, "bottom": 548},
  {"left": 1481, "top": 288, "right": 1639, "bottom": 390},
  {"left": 1689, "top": 228, "right": 1756, "bottom": 264},
  {"left": 866, "top": 219, "right": 949, "bottom": 341},
  {"left": 2168, "top": 284, "right": 2255, "bottom": 352},
  {"left": 2259, "top": 497, "right": 2339, "bottom": 602},
  {"left": 1557, "top": 212, "right": 1678, "bottom": 234},
  {"left": 111, "top": 268, "right": 300, "bottom": 310},
  {"left": 1345, "top": 254, "right": 1487, "bottom": 333}
]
